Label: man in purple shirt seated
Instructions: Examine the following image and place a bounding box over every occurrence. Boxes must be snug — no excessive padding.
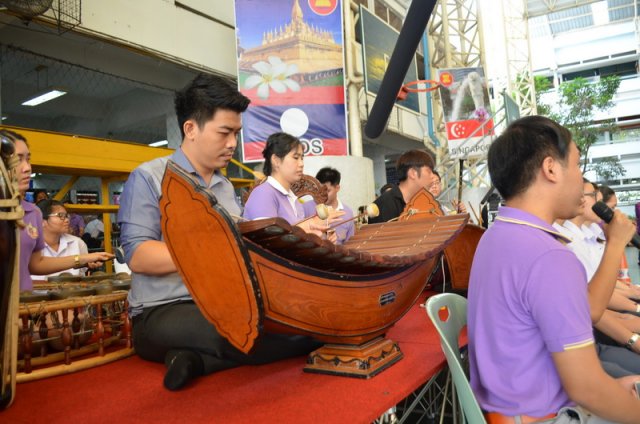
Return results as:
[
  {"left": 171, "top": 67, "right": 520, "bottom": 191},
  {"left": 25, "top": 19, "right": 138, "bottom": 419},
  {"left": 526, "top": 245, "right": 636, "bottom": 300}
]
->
[
  {"left": 468, "top": 115, "right": 640, "bottom": 423},
  {"left": 302, "top": 167, "right": 355, "bottom": 244}
]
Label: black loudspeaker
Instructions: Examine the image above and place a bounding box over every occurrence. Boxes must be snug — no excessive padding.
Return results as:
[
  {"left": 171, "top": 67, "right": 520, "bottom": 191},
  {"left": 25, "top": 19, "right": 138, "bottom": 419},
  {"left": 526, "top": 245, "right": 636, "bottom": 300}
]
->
[{"left": 364, "top": 0, "right": 438, "bottom": 139}]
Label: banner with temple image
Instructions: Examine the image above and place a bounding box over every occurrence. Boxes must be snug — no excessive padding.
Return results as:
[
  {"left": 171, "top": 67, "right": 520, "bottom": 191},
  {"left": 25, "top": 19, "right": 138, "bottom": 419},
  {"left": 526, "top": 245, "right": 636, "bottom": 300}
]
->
[
  {"left": 235, "top": 0, "right": 348, "bottom": 162},
  {"left": 437, "top": 67, "right": 494, "bottom": 159}
]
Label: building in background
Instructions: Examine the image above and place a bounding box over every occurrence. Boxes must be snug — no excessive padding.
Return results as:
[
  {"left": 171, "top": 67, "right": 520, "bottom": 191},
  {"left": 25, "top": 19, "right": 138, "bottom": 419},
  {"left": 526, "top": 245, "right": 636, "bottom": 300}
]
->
[{"left": 528, "top": 0, "right": 640, "bottom": 217}]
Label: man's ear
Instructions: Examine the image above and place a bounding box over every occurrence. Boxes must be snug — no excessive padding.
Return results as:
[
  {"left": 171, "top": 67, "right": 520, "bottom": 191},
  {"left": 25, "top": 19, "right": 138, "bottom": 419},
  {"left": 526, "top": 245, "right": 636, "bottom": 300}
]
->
[
  {"left": 183, "top": 120, "right": 197, "bottom": 141},
  {"left": 407, "top": 167, "right": 418, "bottom": 181},
  {"left": 540, "top": 156, "right": 559, "bottom": 182}
]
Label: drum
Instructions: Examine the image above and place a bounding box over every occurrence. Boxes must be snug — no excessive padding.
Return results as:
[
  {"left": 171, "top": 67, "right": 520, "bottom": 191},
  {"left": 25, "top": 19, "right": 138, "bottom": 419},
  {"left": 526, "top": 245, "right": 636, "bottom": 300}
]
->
[{"left": 17, "top": 285, "right": 134, "bottom": 382}]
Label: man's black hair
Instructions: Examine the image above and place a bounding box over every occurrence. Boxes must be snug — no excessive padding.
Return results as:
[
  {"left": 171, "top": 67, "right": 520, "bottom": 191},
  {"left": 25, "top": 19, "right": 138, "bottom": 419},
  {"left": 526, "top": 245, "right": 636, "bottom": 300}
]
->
[
  {"left": 315, "top": 167, "right": 341, "bottom": 185},
  {"left": 175, "top": 73, "right": 250, "bottom": 139},
  {"left": 396, "top": 150, "right": 435, "bottom": 182},
  {"left": 488, "top": 115, "right": 573, "bottom": 200}
]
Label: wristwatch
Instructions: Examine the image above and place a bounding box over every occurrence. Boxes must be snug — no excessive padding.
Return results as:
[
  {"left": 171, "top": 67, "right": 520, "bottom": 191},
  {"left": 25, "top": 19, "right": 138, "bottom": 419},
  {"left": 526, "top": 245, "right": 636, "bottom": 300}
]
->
[
  {"left": 74, "top": 255, "right": 81, "bottom": 268},
  {"left": 626, "top": 333, "right": 640, "bottom": 349}
]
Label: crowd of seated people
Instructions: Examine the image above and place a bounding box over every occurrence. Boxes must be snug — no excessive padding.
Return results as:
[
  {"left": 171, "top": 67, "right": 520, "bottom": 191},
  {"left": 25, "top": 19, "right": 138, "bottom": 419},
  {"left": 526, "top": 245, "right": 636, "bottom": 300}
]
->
[
  {"left": 553, "top": 180, "right": 640, "bottom": 378},
  {"left": 11, "top": 71, "right": 637, "bottom": 417},
  {"left": 468, "top": 115, "right": 640, "bottom": 423}
]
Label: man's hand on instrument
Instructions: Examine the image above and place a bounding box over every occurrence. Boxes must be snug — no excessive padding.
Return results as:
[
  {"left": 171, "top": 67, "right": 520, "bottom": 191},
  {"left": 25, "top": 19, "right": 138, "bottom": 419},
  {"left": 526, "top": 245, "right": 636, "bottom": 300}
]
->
[{"left": 452, "top": 199, "right": 467, "bottom": 214}]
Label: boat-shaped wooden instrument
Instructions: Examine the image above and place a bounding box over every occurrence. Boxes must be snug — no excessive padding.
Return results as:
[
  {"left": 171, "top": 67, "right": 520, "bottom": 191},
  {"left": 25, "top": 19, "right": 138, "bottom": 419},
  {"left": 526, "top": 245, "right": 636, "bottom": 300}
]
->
[
  {"left": 401, "top": 188, "right": 484, "bottom": 291},
  {"left": 159, "top": 161, "right": 467, "bottom": 378}
]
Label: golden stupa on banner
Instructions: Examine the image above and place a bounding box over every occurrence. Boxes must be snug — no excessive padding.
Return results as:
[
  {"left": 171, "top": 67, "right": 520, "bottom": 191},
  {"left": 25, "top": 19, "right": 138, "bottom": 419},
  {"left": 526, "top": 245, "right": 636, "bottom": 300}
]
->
[{"left": 239, "top": 0, "right": 342, "bottom": 76}]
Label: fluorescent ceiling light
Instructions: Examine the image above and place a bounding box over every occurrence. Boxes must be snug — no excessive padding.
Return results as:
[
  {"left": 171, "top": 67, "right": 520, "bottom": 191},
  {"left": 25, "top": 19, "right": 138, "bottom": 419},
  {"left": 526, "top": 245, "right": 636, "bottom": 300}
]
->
[
  {"left": 22, "top": 88, "right": 67, "bottom": 106},
  {"left": 149, "top": 140, "right": 169, "bottom": 147}
]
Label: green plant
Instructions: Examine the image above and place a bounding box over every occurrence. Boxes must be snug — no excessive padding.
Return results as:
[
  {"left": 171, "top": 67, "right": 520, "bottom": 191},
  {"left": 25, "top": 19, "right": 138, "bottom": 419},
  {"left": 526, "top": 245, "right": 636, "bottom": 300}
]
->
[{"left": 535, "top": 75, "right": 624, "bottom": 180}]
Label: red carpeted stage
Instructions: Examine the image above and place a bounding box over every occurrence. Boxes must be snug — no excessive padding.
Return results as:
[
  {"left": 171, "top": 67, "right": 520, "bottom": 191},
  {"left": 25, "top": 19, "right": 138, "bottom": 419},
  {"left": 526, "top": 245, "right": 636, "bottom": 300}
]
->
[{"left": 3, "top": 293, "right": 448, "bottom": 424}]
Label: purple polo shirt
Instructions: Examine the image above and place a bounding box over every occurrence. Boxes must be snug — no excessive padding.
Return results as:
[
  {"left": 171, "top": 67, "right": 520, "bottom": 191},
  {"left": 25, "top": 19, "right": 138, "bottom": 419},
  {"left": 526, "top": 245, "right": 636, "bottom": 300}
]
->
[
  {"left": 20, "top": 200, "right": 45, "bottom": 291},
  {"left": 302, "top": 199, "right": 355, "bottom": 244},
  {"left": 243, "top": 178, "right": 305, "bottom": 225},
  {"left": 68, "top": 213, "right": 85, "bottom": 236},
  {"left": 467, "top": 206, "right": 593, "bottom": 417}
]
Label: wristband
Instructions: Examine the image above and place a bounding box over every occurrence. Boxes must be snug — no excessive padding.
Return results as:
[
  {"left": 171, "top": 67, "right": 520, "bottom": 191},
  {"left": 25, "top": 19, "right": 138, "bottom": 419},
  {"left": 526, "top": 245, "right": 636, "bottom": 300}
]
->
[
  {"left": 626, "top": 333, "right": 640, "bottom": 349},
  {"left": 74, "top": 255, "right": 81, "bottom": 268}
]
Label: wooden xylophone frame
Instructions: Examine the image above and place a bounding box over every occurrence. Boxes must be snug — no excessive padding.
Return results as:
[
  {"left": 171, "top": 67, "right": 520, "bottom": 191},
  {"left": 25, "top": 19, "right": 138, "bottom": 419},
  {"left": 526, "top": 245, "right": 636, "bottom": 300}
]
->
[
  {"left": 0, "top": 135, "right": 22, "bottom": 409},
  {"left": 160, "top": 161, "right": 468, "bottom": 379},
  {"left": 17, "top": 290, "right": 133, "bottom": 382}
]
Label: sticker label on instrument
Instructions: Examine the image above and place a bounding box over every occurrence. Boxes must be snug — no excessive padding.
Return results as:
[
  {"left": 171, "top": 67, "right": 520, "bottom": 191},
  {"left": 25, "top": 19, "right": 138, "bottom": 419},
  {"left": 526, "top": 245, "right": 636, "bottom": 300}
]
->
[{"left": 379, "top": 291, "right": 396, "bottom": 306}]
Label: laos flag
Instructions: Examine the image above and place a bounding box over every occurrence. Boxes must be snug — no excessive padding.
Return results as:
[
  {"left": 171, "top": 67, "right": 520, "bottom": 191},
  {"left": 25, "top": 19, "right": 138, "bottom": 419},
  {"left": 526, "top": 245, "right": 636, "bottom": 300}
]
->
[{"left": 235, "top": 0, "right": 349, "bottom": 162}]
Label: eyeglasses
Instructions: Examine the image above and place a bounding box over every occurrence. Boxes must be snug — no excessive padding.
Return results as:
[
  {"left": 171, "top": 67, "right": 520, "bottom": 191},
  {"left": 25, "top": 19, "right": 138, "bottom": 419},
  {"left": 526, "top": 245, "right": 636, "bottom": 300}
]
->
[
  {"left": 48, "top": 213, "right": 70, "bottom": 220},
  {"left": 583, "top": 192, "right": 598, "bottom": 198}
]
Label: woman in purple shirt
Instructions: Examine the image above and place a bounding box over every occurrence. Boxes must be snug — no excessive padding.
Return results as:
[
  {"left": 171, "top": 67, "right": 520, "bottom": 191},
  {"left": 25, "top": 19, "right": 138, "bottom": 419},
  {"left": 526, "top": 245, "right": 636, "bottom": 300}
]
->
[
  {"left": 1, "top": 130, "right": 113, "bottom": 291},
  {"left": 243, "top": 132, "right": 342, "bottom": 240}
]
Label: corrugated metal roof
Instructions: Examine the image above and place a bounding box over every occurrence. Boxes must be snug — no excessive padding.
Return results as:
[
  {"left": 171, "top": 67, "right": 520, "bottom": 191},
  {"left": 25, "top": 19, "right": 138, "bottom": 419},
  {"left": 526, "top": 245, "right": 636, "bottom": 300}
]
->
[
  {"left": 528, "top": 0, "right": 638, "bottom": 38},
  {"left": 608, "top": 0, "right": 639, "bottom": 22},
  {"left": 529, "top": 15, "right": 552, "bottom": 37},
  {"left": 527, "top": 0, "right": 600, "bottom": 18},
  {"left": 548, "top": 5, "right": 594, "bottom": 33}
]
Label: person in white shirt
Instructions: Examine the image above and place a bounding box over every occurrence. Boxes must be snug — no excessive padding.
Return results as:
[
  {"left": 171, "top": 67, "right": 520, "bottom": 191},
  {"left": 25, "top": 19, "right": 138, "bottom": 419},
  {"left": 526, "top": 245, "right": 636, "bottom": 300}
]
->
[
  {"left": 85, "top": 215, "right": 105, "bottom": 239},
  {"left": 554, "top": 180, "right": 640, "bottom": 314},
  {"left": 31, "top": 200, "right": 104, "bottom": 281},
  {"left": 553, "top": 180, "right": 640, "bottom": 377}
]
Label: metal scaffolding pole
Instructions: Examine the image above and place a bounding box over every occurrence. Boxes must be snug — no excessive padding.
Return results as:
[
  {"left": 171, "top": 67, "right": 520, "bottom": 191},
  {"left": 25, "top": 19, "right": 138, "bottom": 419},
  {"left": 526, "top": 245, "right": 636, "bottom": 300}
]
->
[
  {"left": 427, "top": 0, "right": 491, "bottom": 192},
  {"left": 501, "top": 0, "right": 537, "bottom": 116}
]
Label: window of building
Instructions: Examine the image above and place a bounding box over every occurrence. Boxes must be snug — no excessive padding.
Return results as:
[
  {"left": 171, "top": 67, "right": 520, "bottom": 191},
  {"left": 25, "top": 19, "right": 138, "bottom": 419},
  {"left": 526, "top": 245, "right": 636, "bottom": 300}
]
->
[
  {"left": 374, "top": 0, "right": 388, "bottom": 22},
  {"left": 562, "top": 68, "right": 598, "bottom": 81},
  {"left": 389, "top": 9, "right": 403, "bottom": 32},
  {"left": 547, "top": 5, "right": 594, "bottom": 34},
  {"left": 600, "top": 61, "right": 637, "bottom": 78},
  {"left": 608, "top": 0, "right": 640, "bottom": 22},
  {"left": 611, "top": 126, "right": 640, "bottom": 142},
  {"left": 416, "top": 52, "right": 425, "bottom": 80},
  {"left": 562, "top": 61, "right": 637, "bottom": 82}
]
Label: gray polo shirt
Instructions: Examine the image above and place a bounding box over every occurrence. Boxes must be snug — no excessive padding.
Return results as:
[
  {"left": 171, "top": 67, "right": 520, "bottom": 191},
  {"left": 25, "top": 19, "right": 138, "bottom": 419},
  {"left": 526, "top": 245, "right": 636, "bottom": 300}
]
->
[{"left": 118, "top": 148, "right": 241, "bottom": 316}]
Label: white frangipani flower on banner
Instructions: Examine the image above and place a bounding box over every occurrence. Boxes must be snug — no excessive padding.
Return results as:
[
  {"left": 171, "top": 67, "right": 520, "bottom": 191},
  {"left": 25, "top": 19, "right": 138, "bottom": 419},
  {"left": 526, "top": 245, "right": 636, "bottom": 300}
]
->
[{"left": 244, "top": 56, "right": 300, "bottom": 99}]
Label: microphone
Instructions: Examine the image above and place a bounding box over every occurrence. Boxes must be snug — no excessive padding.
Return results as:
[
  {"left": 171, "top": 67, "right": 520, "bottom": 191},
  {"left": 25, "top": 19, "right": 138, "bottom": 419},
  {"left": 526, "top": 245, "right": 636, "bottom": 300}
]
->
[
  {"left": 363, "top": 0, "right": 438, "bottom": 139},
  {"left": 592, "top": 201, "right": 640, "bottom": 249}
]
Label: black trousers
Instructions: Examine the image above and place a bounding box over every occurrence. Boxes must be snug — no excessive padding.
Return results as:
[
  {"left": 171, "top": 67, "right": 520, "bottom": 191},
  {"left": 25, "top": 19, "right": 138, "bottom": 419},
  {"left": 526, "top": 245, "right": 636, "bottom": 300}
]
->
[{"left": 132, "top": 301, "right": 321, "bottom": 375}]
